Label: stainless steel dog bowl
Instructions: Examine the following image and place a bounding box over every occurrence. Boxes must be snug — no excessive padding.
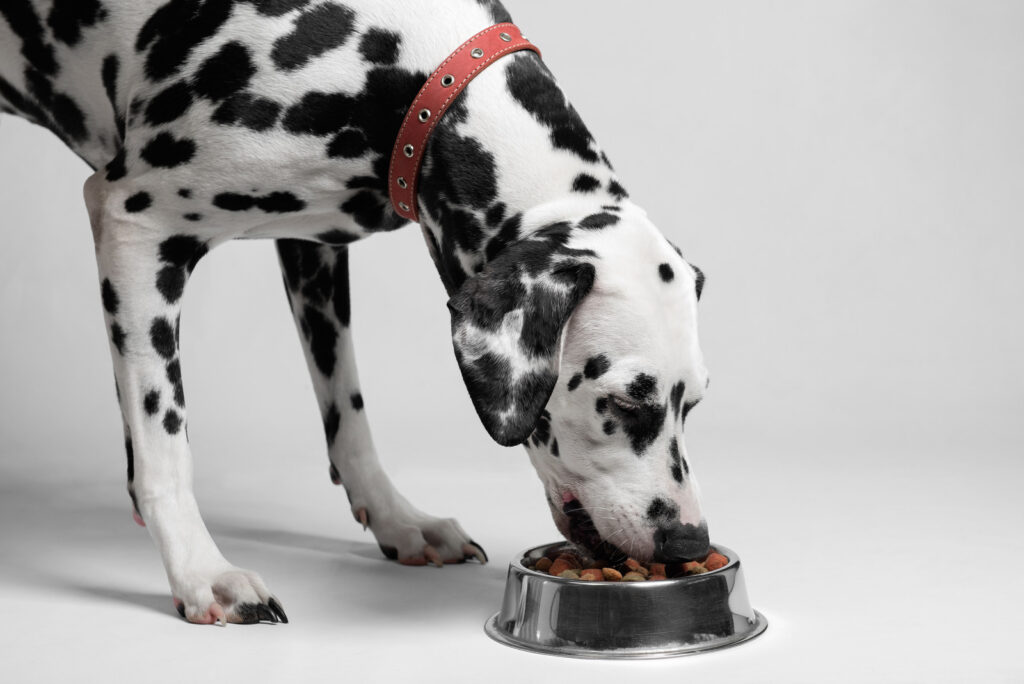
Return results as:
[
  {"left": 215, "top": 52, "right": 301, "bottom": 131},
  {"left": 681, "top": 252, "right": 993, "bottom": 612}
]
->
[{"left": 485, "top": 541, "right": 767, "bottom": 659}]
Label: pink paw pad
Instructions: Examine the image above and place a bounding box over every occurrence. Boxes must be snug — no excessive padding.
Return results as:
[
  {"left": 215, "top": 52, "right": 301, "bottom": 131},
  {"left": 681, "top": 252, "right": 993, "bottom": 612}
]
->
[{"left": 133, "top": 509, "right": 145, "bottom": 527}]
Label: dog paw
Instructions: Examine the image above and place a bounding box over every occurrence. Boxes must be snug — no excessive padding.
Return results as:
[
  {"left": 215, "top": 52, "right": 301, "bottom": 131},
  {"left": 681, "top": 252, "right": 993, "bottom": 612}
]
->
[
  {"left": 172, "top": 568, "right": 288, "bottom": 625},
  {"left": 354, "top": 507, "right": 487, "bottom": 566}
]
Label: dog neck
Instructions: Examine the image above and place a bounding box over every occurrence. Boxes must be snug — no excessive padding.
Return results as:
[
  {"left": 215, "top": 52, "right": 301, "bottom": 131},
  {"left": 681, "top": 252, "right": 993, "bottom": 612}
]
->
[{"left": 413, "top": 51, "right": 630, "bottom": 296}]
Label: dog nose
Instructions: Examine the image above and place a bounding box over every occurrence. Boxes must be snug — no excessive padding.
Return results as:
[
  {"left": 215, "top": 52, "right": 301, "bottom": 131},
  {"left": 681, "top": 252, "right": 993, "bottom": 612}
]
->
[{"left": 651, "top": 521, "right": 710, "bottom": 562}]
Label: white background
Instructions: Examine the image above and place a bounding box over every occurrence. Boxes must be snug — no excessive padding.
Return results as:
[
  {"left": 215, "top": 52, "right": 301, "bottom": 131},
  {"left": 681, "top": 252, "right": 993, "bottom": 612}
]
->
[{"left": 1, "top": 1, "right": 1022, "bottom": 681}]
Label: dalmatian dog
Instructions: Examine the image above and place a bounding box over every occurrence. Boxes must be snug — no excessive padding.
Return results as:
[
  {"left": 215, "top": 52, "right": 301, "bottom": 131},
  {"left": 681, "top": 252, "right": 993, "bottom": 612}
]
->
[{"left": 0, "top": 0, "right": 710, "bottom": 625}]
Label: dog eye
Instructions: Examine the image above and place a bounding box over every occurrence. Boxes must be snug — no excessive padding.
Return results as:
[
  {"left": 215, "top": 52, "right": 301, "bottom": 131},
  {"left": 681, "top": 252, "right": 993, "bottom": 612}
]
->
[{"left": 610, "top": 396, "right": 640, "bottom": 413}]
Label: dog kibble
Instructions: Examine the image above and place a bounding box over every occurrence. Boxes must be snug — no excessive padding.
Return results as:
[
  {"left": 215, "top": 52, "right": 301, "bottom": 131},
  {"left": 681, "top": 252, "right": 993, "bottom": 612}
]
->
[
  {"left": 528, "top": 548, "right": 729, "bottom": 582},
  {"left": 602, "top": 567, "right": 623, "bottom": 581},
  {"left": 704, "top": 552, "right": 728, "bottom": 571}
]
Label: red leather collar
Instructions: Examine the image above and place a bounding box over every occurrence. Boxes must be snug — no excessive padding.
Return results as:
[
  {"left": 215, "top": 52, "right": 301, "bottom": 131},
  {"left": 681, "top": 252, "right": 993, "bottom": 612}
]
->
[{"left": 388, "top": 23, "right": 540, "bottom": 223}]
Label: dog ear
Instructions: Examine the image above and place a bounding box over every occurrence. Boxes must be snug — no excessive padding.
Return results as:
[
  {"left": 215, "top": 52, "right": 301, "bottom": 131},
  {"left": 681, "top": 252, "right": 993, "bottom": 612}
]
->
[{"left": 447, "top": 237, "right": 596, "bottom": 447}]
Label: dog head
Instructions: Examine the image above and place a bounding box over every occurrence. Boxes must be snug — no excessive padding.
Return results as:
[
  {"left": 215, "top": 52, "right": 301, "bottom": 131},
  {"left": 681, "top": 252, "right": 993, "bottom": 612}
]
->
[{"left": 448, "top": 205, "right": 709, "bottom": 562}]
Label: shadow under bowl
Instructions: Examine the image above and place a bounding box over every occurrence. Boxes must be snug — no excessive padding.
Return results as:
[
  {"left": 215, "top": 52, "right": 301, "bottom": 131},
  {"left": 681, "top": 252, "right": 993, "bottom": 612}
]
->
[{"left": 484, "top": 541, "right": 767, "bottom": 659}]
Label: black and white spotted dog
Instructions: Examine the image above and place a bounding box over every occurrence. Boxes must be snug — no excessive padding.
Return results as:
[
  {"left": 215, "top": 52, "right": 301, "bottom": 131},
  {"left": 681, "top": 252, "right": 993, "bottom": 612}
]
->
[{"left": 1, "top": 0, "right": 711, "bottom": 624}]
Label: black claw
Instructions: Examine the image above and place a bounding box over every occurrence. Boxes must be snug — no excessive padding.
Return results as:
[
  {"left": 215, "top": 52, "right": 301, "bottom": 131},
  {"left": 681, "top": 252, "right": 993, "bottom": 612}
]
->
[
  {"left": 256, "top": 603, "right": 278, "bottom": 623},
  {"left": 175, "top": 602, "right": 186, "bottom": 619},
  {"left": 268, "top": 597, "right": 289, "bottom": 624},
  {"left": 468, "top": 540, "right": 489, "bottom": 563}
]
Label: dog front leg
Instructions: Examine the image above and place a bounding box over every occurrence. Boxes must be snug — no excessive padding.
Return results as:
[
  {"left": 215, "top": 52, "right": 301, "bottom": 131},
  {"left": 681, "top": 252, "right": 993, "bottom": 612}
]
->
[
  {"left": 86, "top": 171, "right": 286, "bottom": 624},
  {"left": 275, "top": 239, "right": 486, "bottom": 566}
]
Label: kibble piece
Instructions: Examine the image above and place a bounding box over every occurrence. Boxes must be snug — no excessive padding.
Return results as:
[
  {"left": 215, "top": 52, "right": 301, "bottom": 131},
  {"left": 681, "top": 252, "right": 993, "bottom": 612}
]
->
[
  {"left": 556, "top": 552, "right": 583, "bottom": 569},
  {"left": 549, "top": 559, "right": 573, "bottom": 576},
  {"left": 649, "top": 563, "right": 666, "bottom": 576},
  {"left": 558, "top": 568, "right": 581, "bottom": 579},
  {"left": 534, "top": 557, "right": 553, "bottom": 572},
  {"left": 648, "top": 574, "right": 668, "bottom": 581},
  {"left": 625, "top": 559, "right": 649, "bottom": 577},
  {"left": 580, "top": 568, "right": 604, "bottom": 581},
  {"left": 704, "top": 552, "right": 728, "bottom": 571},
  {"left": 622, "top": 571, "right": 647, "bottom": 582},
  {"left": 602, "top": 567, "right": 623, "bottom": 581},
  {"left": 683, "top": 561, "right": 708, "bottom": 575}
]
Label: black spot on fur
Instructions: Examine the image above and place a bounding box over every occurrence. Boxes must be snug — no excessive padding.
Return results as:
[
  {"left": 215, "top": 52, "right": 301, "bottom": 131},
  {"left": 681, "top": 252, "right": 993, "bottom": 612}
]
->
[
  {"left": 332, "top": 248, "right": 351, "bottom": 327},
  {"left": 317, "top": 229, "right": 360, "bottom": 245},
  {"left": 670, "top": 381, "right": 685, "bottom": 420},
  {"left": 144, "top": 81, "right": 193, "bottom": 125},
  {"left": 571, "top": 173, "right": 600, "bottom": 193},
  {"left": 682, "top": 400, "right": 698, "bottom": 425},
  {"left": 647, "top": 497, "right": 674, "bottom": 521},
  {"left": 150, "top": 317, "right": 176, "bottom": 359},
  {"left": 567, "top": 373, "right": 583, "bottom": 391},
  {"left": 281, "top": 91, "right": 349, "bottom": 136},
  {"left": 693, "top": 264, "right": 705, "bottom": 300},
  {"left": 669, "top": 437, "right": 684, "bottom": 483},
  {"left": 350, "top": 393, "right": 363, "bottom": 410},
  {"left": 184, "top": 213, "right": 202, "bottom": 222},
  {"left": 608, "top": 179, "right": 628, "bottom": 199},
  {"left": 158, "top": 235, "right": 207, "bottom": 271},
  {"left": 213, "top": 93, "right": 281, "bottom": 131},
  {"left": 144, "top": 389, "right": 160, "bottom": 416},
  {"left": 359, "top": 28, "right": 400, "bottom": 64},
  {"left": 628, "top": 373, "right": 658, "bottom": 401},
  {"left": 135, "top": 0, "right": 234, "bottom": 81},
  {"left": 271, "top": 3, "right": 355, "bottom": 71},
  {"left": 177, "top": 188, "right": 192, "bottom": 198},
  {"left": 110, "top": 323, "right": 125, "bottom": 354},
  {"left": 1, "top": 1, "right": 58, "bottom": 75},
  {"left": 194, "top": 41, "right": 255, "bottom": 101},
  {"left": 550, "top": 437, "right": 559, "bottom": 457},
  {"left": 105, "top": 150, "right": 126, "bottom": 181},
  {"left": 595, "top": 397, "right": 608, "bottom": 414},
  {"left": 421, "top": 127, "right": 498, "bottom": 210},
  {"left": 379, "top": 544, "right": 398, "bottom": 560},
  {"left": 659, "top": 263, "right": 674, "bottom": 282},
  {"left": 323, "top": 402, "right": 340, "bottom": 446},
  {"left": 165, "top": 359, "right": 184, "bottom": 407},
  {"left": 579, "top": 212, "right": 619, "bottom": 230},
  {"left": 125, "top": 435, "right": 134, "bottom": 482},
  {"left": 602, "top": 419, "right": 616, "bottom": 435},
  {"left": 506, "top": 54, "right": 598, "bottom": 162},
  {"left": 328, "top": 128, "right": 369, "bottom": 158},
  {"left": 213, "top": 191, "right": 306, "bottom": 213},
  {"left": 163, "top": 409, "right": 182, "bottom": 434},
  {"left": 100, "top": 54, "right": 125, "bottom": 138},
  {"left": 101, "top": 278, "right": 119, "bottom": 314},
  {"left": 531, "top": 410, "right": 552, "bottom": 447},
  {"left": 302, "top": 305, "right": 337, "bottom": 377},
  {"left": 141, "top": 132, "right": 196, "bottom": 168},
  {"left": 124, "top": 192, "right": 152, "bottom": 213},
  {"left": 485, "top": 203, "right": 506, "bottom": 228},
  {"left": 156, "top": 266, "right": 186, "bottom": 303},
  {"left": 619, "top": 400, "right": 667, "bottom": 456},
  {"left": 47, "top": 0, "right": 105, "bottom": 46},
  {"left": 583, "top": 354, "right": 610, "bottom": 379}
]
